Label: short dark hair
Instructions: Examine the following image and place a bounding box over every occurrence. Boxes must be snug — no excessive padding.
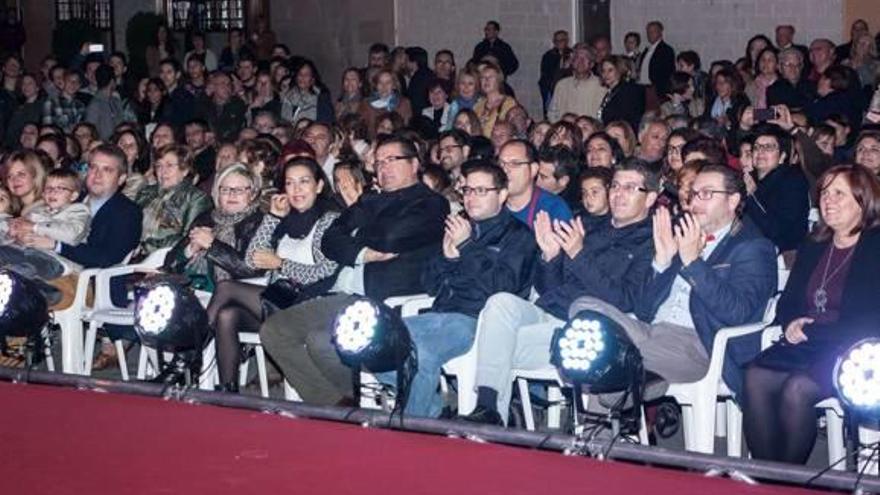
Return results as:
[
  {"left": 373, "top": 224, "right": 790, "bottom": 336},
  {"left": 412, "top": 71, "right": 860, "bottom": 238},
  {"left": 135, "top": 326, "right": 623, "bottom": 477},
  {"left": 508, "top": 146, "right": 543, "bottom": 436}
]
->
[
  {"left": 90, "top": 143, "right": 128, "bottom": 175},
  {"left": 159, "top": 57, "right": 182, "bottom": 74},
  {"left": 376, "top": 134, "right": 420, "bottom": 163},
  {"left": 682, "top": 136, "right": 727, "bottom": 165},
  {"left": 647, "top": 20, "right": 664, "bottom": 31},
  {"left": 538, "top": 145, "right": 579, "bottom": 181},
  {"left": 616, "top": 157, "right": 661, "bottom": 191},
  {"left": 47, "top": 167, "right": 81, "bottom": 191},
  {"left": 824, "top": 64, "right": 853, "bottom": 93},
  {"left": 369, "top": 43, "right": 390, "bottom": 55},
  {"left": 461, "top": 159, "right": 508, "bottom": 189},
  {"left": 439, "top": 129, "right": 470, "bottom": 147},
  {"left": 185, "top": 119, "right": 209, "bottom": 132},
  {"left": 579, "top": 166, "right": 614, "bottom": 189},
  {"left": 699, "top": 163, "right": 746, "bottom": 216},
  {"left": 405, "top": 46, "right": 429, "bottom": 69},
  {"left": 677, "top": 50, "right": 701, "bottom": 70},
  {"left": 500, "top": 139, "right": 538, "bottom": 164},
  {"left": 668, "top": 71, "right": 692, "bottom": 96},
  {"left": 813, "top": 163, "right": 880, "bottom": 241},
  {"left": 753, "top": 124, "right": 792, "bottom": 164},
  {"left": 624, "top": 31, "right": 641, "bottom": 45},
  {"left": 109, "top": 51, "right": 128, "bottom": 66},
  {"left": 95, "top": 64, "right": 114, "bottom": 89},
  {"left": 487, "top": 20, "right": 501, "bottom": 31}
]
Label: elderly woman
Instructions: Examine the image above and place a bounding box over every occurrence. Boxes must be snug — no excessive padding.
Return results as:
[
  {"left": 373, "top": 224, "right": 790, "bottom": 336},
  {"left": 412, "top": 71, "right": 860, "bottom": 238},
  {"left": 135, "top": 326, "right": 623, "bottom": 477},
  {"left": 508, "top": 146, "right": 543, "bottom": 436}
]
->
[
  {"left": 358, "top": 68, "right": 413, "bottom": 138},
  {"left": 5, "top": 149, "right": 49, "bottom": 216},
  {"left": 473, "top": 62, "right": 517, "bottom": 139},
  {"left": 205, "top": 157, "right": 340, "bottom": 392},
  {"left": 135, "top": 144, "right": 212, "bottom": 258},
  {"left": 744, "top": 164, "right": 880, "bottom": 464},
  {"left": 162, "top": 164, "right": 264, "bottom": 291}
]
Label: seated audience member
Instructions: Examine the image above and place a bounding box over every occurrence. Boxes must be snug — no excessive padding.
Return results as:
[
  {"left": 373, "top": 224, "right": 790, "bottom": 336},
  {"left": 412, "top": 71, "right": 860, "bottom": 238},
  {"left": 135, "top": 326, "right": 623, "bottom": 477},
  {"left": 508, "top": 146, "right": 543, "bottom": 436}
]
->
[
  {"left": 605, "top": 120, "right": 638, "bottom": 158},
  {"left": 536, "top": 145, "right": 580, "bottom": 210},
  {"left": 185, "top": 119, "right": 217, "bottom": 184},
  {"left": 855, "top": 130, "right": 880, "bottom": 176},
  {"left": 597, "top": 55, "right": 645, "bottom": 132},
  {"left": 206, "top": 158, "right": 340, "bottom": 392},
  {"left": 260, "top": 136, "right": 449, "bottom": 406},
  {"left": 1, "top": 168, "right": 90, "bottom": 281},
  {"left": 445, "top": 70, "right": 482, "bottom": 131},
  {"left": 744, "top": 164, "right": 880, "bottom": 464},
  {"left": 195, "top": 72, "right": 247, "bottom": 143},
  {"left": 163, "top": 164, "right": 264, "bottom": 291},
  {"left": 376, "top": 161, "right": 538, "bottom": 417},
  {"left": 280, "top": 61, "right": 334, "bottom": 124},
  {"left": 541, "top": 121, "right": 584, "bottom": 159},
  {"left": 706, "top": 68, "right": 750, "bottom": 130},
  {"left": 358, "top": 69, "right": 413, "bottom": 138},
  {"left": 547, "top": 43, "right": 607, "bottom": 122},
  {"left": 112, "top": 129, "right": 150, "bottom": 200},
  {"left": 498, "top": 139, "right": 572, "bottom": 229},
  {"left": 462, "top": 159, "right": 658, "bottom": 425},
  {"left": 335, "top": 68, "right": 365, "bottom": 120},
  {"left": 660, "top": 71, "right": 705, "bottom": 119},
  {"left": 333, "top": 159, "right": 370, "bottom": 208},
  {"left": 577, "top": 166, "right": 613, "bottom": 233},
  {"left": 42, "top": 70, "right": 86, "bottom": 133},
  {"left": 579, "top": 164, "right": 776, "bottom": 409},
  {"left": 743, "top": 125, "right": 810, "bottom": 253},
  {"left": 636, "top": 117, "right": 671, "bottom": 168},
  {"left": 453, "top": 108, "right": 483, "bottom": 138},
  {"left": 5, "top": 149, "right": 48, "bottom": 216},
  {"left": 437, "top": 129, "right": 471, "bottom": 187},
  {"left": 421, "top": 79, "right": 451, "bottom": 132},
  {"left": 585, "top": 131, "right": 624, "bottom": 168},
  {"left": 473, "top": 63, "right": 517, "bottom": 139},
  {"left": 135, "top": 144, "right": 213, "bottom": 257}
]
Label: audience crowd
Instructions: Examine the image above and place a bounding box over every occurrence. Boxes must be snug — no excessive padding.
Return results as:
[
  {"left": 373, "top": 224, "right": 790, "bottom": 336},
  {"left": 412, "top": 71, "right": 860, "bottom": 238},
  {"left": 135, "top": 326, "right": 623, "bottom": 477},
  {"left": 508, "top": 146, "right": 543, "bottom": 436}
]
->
[{"left": 2, "top": 17, "right": 880, "bottom": 466}]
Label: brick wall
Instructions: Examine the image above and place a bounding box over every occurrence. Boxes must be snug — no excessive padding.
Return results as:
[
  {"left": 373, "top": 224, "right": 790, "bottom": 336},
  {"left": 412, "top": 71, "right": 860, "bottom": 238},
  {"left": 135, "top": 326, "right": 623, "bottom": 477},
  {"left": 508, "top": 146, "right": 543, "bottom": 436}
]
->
[
  {"left": 610, "top": 0, "right": 844, "bottom": 69},
  {"left": 396, "top": 0, "right": 574, "bottom": 119}
]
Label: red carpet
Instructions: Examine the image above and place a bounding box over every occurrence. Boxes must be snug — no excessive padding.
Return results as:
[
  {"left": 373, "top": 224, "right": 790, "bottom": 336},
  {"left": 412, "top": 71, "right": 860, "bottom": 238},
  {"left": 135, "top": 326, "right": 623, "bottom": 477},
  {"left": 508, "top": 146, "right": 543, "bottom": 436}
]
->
[{"left": 0, "top": 382, "right": 821, "bottom": 494}]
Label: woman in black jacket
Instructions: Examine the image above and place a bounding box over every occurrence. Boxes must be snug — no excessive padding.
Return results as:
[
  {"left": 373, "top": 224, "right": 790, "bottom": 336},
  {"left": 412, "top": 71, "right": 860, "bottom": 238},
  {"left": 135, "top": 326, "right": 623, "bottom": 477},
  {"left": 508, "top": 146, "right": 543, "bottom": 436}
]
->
[
  {"left": 743, "top": 164, "right": 880, "bottom": 464},
  {"left": 705, "top": 68, "right": 750, "bottom": 130},
  {"left": 597, "top": 55, "right": 645, "bottom": 133},
  {"left": 163, "top": 163, "right": 264, "bottom": 289}
]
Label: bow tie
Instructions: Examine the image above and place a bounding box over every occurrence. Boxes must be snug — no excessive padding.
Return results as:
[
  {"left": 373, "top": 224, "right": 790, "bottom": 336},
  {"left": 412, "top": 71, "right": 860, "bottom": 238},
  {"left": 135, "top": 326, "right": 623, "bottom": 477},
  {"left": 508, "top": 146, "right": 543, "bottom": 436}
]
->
[{"left": 705, "top": 234, "right": 716, "bottom": 242}]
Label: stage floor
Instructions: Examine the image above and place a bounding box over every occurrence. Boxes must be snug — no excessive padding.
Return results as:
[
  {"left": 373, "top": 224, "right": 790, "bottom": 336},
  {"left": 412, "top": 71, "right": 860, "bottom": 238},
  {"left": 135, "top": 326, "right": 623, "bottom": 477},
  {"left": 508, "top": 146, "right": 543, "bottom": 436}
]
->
[{"left": 0, "top": 382, "right": 822, "bottom": 494}]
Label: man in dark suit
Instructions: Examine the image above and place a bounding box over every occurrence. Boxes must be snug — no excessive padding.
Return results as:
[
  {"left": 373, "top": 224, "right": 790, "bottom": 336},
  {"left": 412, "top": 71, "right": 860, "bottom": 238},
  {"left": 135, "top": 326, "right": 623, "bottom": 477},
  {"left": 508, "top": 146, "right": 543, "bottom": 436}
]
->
[
  {"left": 539, "top": 30, "right": 572, "bottom": 118},
  {"left": 405, "top": 46, "right": 435, "bottom": 116},
  {"left": 29, "top": 143, "right": 142, "bottom": 269},
  {"left": 472, "top": 20, "right": 519, "bottom": 77},
  {"left": 261, "top": 135, "right": 449, "bottom": 406},
  {"left": 637, "top": 21, "right": 675, "bottom": 97},
  {"left": 573, "top": 164, "right": 777, "bottom": 398}
]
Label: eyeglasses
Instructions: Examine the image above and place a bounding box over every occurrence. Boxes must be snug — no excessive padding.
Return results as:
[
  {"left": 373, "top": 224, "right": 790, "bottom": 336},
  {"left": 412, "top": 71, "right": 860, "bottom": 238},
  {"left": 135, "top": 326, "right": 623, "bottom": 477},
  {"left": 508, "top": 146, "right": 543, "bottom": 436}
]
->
[
  {"left": 688, "top": 189, "right": 732, "bottom": 201},
  {"left": 44, "top": 186, "right": 76, "bottom": 194},
  {"left": 753, "top": 143, "right": 780, "bottom": 153},
  {"left": 219, "top": 186, "right": 252, "bottom": 196},
  {"left": 375, "top": 155, "right": 415, "bottom": 168},
  {"left": 462, "top": 186, "right": 501, "bottom": 197},
  {"left": 609, "top": 181, "right": 650, "bottom": 194},
  {"left": 498, "top": 159, "right": 532, "bottom": 169}
]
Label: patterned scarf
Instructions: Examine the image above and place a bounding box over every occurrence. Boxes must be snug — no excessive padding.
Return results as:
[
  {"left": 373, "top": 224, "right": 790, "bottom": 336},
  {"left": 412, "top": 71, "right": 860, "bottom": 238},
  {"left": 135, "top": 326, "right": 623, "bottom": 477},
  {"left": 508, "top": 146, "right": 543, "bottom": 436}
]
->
[{"left": 187, "top": 202, "right": 258, "bottom": 282}]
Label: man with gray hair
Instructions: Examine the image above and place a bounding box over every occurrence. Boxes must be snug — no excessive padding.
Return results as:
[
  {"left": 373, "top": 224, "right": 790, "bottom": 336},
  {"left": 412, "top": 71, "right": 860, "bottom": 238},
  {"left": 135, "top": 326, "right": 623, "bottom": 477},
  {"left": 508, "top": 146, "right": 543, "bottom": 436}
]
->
[{"left": 547, "top": 43, "right": 607, "bottom": 122}]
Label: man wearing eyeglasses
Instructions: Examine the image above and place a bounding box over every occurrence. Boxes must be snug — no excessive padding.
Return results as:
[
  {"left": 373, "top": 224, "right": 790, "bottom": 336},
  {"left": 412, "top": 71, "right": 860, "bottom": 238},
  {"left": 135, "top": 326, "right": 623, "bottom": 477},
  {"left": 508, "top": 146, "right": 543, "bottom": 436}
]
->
[
  {"left": 375, "top": 160, "right": 537, "bottom": 417},
  {"left": 498, "top": 139, "right": 572, "bottom": 230},
  {"left": 573, "top": 164, "right": 776, "bottom": 401},
  {"left": 260, "top": 136, "right": 449, "bottom": 407},
  {"left": 462, "top": 158, "right": 657, "bottom": 425}
]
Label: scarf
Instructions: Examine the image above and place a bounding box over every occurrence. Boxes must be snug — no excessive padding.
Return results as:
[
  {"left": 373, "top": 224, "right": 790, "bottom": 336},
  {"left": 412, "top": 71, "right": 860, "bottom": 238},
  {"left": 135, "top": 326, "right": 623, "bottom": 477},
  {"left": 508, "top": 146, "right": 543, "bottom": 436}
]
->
[
  {"left": 270, "top": 198, "right": 333, "bottom": 245},
  {"left": 454, "top": 95, "right": 478, "bottom": 110},
  {"left": 186, "top": 202, "right": 259, "bottom": 282},
  {"left": 369, "top": 91, "right": 399, "bottom": 111}
]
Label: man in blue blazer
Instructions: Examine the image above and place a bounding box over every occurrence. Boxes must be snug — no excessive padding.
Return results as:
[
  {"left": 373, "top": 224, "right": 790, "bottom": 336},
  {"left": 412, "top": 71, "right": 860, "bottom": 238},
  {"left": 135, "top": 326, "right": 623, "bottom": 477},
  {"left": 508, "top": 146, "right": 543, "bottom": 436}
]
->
[{"left": 572, "top": 164, "right": 776, "bottom": 397}]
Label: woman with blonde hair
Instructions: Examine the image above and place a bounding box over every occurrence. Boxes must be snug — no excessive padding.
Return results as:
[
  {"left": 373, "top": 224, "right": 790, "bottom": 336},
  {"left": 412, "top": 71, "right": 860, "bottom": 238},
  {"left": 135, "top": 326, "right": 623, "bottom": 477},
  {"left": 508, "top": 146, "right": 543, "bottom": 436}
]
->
[{"left": 473, "top": 62, "right": 517, "bottom": 138}]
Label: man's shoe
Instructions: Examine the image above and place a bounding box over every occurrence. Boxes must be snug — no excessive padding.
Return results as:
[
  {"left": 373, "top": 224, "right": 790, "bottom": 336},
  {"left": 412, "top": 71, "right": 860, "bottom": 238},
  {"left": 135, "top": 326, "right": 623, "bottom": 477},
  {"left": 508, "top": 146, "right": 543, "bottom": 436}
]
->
[{"left": 459, "top": 406, "right": 503, "bottom": 426}]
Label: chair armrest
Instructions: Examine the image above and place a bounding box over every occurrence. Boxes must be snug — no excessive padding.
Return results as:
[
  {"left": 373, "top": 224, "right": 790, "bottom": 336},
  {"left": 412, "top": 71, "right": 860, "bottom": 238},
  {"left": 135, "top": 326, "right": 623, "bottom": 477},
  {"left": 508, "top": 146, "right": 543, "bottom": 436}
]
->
[
  {"left": 761, "top": 325, "right": 783, "bottom": 350},
  {"left": 701, "top": 319, "right": 771, "bottom": 391},
  {"left": 384, "top": 294, "right": 429, "bottom": 309},
  {"left": 383, "top": 294, "right": 435, "bottom": 318}
]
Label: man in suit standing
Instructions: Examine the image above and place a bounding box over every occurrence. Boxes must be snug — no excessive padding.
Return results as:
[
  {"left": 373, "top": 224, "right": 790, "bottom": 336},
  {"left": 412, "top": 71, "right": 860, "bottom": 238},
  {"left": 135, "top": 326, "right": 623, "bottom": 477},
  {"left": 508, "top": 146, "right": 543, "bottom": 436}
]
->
[
  {"left": 472, "top": 21, "right": 519, "bottom": 77},
  {"left": 637, "top": 21, "right": 675, "bottom": 104}
]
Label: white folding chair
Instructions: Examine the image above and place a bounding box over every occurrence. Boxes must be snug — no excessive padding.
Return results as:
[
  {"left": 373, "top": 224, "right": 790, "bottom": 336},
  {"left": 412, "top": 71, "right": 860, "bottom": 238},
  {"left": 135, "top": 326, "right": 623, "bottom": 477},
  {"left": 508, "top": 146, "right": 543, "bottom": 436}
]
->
[{"left": 81, "top": 248, "right": 171, "bottom": 379}]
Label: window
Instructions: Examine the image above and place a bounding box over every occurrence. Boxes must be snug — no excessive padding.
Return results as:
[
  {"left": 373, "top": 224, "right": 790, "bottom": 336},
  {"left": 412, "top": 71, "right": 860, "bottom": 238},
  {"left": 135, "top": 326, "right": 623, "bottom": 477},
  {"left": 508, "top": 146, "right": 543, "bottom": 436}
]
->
[
  {"left": 55, "top": 0, "right": 114, "bottom": 30},
  {"left": 165, "top": 0, "right": 246, "bottom": 32}
]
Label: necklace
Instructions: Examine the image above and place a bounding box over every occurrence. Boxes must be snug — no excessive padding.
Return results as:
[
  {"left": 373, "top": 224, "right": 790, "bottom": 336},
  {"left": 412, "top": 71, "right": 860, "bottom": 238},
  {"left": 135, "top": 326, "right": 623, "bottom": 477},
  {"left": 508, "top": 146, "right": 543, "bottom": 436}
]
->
[{"left": 813, "top": 244, "right": 856, "bottom": 313}]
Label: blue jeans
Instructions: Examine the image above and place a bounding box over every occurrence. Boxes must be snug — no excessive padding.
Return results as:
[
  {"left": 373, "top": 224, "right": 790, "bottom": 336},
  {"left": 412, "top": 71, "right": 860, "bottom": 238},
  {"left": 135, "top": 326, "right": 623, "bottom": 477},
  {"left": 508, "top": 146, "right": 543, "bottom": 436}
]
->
[{"left": 377, "top": 312, "right": 477, "bottom": 418}]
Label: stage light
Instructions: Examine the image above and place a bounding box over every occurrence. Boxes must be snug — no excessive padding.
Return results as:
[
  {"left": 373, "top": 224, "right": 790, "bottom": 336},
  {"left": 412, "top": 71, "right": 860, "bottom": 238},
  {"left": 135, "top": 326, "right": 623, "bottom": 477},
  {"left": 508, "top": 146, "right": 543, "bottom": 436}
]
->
[
  {"left": 551, "top": 310, "right": 642, "bottom": 394},
  {"left": 332, "top": 297, "right": 417, "bottom": 413},
  {"left": 133, "top": 275, "right": 210, "bottom": 385},
  {"left": 0, "top": 270, "right": 50, "bottom": 339},
  {"left": 834, "top": 339, "right": 880, "bottom": 415}
]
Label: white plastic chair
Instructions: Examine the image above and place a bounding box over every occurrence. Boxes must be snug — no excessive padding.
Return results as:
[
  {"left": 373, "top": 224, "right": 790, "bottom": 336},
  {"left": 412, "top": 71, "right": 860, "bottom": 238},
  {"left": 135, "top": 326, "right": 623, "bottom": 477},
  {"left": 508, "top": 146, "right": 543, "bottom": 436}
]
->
[{"left": 81, "top": 248, "right": 171, "bottom": 379}]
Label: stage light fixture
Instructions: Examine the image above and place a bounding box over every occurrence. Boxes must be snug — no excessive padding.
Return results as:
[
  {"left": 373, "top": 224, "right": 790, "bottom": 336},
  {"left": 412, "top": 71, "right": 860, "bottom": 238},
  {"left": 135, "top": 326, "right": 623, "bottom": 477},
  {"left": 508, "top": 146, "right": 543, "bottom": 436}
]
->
[
  {"left": 332, "top": 297, "right": 417, "bottom": 413},
  {"left": 834, "top": 338, "right": 880, "bottom": 415},
  {"left": 0, "top": 269, "right": 52, "bottom": 367},
  {"left": 133, "top": 275, "right": 210, "bottom": 385}
]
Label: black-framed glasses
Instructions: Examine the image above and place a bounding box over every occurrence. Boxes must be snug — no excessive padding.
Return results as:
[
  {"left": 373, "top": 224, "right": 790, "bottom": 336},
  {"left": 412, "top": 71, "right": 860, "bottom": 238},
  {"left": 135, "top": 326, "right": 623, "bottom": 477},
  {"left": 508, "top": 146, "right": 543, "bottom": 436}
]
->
[
  {"left": 375, "top": 155, "right": 415, "bottom": 168},
  {"left": 688, "top": 189, "right": 732, "bottom": 201},
  {"left": 462, "top": 186, "right": 501, "bottom": 197}
]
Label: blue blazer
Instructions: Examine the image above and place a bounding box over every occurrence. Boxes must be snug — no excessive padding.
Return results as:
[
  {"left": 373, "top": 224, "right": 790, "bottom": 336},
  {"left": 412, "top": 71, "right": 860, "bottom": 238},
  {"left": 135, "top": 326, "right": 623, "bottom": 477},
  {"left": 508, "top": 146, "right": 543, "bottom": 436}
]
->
[
  {"left": 634, "top": 220, "right": 777, "bottom": 396},
  {"left": 60, "top": 192, "right": 143, "bottom": 269}
]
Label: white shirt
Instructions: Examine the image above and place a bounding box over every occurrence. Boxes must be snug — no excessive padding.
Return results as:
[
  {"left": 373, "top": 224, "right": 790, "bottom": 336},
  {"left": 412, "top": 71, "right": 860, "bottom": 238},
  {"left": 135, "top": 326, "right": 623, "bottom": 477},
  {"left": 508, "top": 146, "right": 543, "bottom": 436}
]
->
[
  {"left": 651, "top": 222, "right": 733, "bottom": 328},
  {"left": 639, "top": 40, "right": 661, "bottom": 85}
]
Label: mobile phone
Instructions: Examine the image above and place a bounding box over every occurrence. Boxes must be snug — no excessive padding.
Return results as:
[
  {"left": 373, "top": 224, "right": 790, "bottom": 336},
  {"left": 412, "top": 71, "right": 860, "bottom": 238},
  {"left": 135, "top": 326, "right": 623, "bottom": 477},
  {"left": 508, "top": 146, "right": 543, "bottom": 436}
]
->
[
  {"left": 754, "top": 108, "right": 776, "bottom": 122},
  {"left": 88, "top": 44, "right": 105, "bottom": 53}
]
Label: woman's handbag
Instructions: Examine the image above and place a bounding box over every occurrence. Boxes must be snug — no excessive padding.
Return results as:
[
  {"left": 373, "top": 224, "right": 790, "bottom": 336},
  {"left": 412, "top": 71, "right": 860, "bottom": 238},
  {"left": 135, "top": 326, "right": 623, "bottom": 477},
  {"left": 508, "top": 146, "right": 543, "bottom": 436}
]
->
[{"left": 259, "top": 279, "right": 303, "bottom": 318}]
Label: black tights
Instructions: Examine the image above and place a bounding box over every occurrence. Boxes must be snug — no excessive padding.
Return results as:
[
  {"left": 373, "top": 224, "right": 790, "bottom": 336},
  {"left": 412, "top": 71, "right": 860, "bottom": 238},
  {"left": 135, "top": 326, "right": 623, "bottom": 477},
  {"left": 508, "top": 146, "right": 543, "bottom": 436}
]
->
[
  {"left": 742, "top": 363, "right": 830, "bottom": 463},
  {"left": 206, "top": 280, "right": 264, "bottom": 385}
]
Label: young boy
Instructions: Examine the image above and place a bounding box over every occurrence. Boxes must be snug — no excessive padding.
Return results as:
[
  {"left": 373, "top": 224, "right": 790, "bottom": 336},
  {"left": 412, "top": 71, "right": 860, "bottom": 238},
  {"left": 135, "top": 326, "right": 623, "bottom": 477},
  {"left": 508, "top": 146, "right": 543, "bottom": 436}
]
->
[{"left": 0, "top": 168, "right": 90, "bottom": 280}]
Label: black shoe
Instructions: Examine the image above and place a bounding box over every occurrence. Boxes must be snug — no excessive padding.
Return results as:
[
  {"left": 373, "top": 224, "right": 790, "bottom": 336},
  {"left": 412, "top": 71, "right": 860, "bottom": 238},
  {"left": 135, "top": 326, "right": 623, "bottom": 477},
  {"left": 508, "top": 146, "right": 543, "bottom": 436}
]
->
[
  {"left": 460, "top": 406, "right": 503, "bottom": 426},
  {"left": 214, "top": 382, "right": 239, "bottom": 393}
]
